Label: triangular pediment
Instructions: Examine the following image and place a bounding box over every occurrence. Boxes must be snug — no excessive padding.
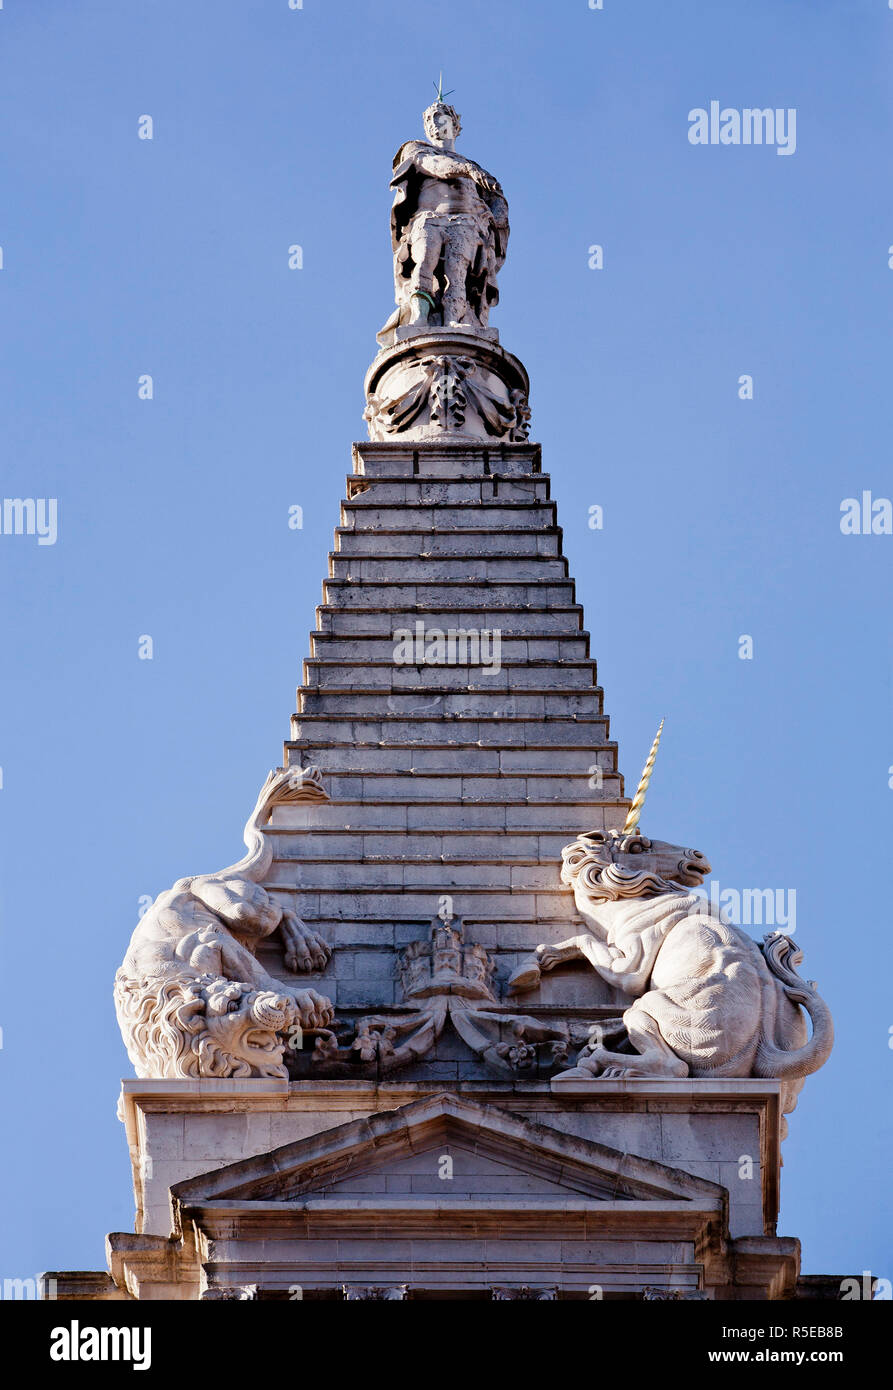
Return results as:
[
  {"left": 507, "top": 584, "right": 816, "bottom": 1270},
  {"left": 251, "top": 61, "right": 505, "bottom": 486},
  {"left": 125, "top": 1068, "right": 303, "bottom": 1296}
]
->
[{"left": 171, "top": 1092, "right": 725, "bottom": 1210}]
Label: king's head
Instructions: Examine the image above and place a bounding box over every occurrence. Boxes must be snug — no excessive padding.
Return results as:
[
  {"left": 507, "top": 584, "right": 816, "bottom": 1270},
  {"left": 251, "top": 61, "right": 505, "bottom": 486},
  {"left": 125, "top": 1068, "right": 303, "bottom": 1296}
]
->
[
  {"left": 424, "top": 75, "right": 460, "bottom": 148},
  {"left": 423, "top": 100, "right": 461, "bottom": 148}
]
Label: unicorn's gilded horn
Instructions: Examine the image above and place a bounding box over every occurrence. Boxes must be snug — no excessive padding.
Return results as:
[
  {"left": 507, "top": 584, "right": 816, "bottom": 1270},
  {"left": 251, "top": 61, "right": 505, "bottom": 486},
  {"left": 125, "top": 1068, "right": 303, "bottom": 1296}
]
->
[{"left": 621, "top": 719, "right": 665, "bottom": 835}]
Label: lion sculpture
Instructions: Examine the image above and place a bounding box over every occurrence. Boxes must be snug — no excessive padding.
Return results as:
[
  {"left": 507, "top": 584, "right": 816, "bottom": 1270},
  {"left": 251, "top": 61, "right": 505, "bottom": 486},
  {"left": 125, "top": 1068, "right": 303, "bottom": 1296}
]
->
[
  {"left": 114, "top": 768, "right": 334, "bottom": 1080},
  {"left": 509, "top": 829, "right": 833, "bottom": 1126}
]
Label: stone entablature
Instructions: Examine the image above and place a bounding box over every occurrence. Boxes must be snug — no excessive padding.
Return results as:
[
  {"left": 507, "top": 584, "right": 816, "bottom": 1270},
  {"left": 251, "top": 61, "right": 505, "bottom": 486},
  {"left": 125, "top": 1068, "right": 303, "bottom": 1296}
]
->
[
  {"left": 63, "top": 1082, "right": 798, "bottom": 1301},
  {"left": 118, "top": 1078, "right": 781, "bottom": 1239}
]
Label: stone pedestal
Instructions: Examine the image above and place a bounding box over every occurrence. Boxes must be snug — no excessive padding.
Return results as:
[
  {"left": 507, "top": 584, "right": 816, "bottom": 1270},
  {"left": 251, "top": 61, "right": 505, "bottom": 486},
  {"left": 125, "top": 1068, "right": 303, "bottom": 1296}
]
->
[{"left": 364, "top": 330, "right": 530, "bottom": 445}]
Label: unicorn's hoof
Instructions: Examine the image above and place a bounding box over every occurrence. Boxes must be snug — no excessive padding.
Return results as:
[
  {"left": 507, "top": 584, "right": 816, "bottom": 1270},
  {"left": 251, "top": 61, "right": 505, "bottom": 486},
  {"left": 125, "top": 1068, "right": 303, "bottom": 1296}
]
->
[
  {"left": 507, "top": 959, "right": 542, "bottom": 994},
  {"left": 552, "top": 1065, "right": 598, "bottom": 1082}
]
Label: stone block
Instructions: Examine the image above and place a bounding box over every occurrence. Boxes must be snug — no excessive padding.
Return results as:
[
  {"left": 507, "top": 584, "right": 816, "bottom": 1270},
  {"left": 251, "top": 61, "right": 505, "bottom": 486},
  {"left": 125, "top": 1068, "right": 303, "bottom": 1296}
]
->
[
  {"left": 658, "top": 1113, "right": 759, "bottom": 1164},
  {"left": 183, "top": 1114, "right": 249, "bottom": 1160},
  {"left": 500, "top": 748, "right": 597, "bottom": 773},
  {"left": 139, "top": 1114, "right": 184, "bottom": 1160},
  {"left": 728, "top": 1204, "right": 766, "bottom": 1239},
  {"left": 341, "top": 502, "right": 557, "bottom": 532},
  {"left": 349, "top": 949, "right": 397, "bottom": 979},
  {"left": 336, "top": 525, "right": 556, "bottom": 555},
  {"left": 267, "top": 1112, "right": 367, "bottom": 1148},
  {"left": 328, "top": 922, "right": 396, "bottom": 946},
  {"left": 329, "top": 555, "right": 569, "bottom": 582},
  {"left": 407, "top": 802, "right": 505, "bottom": 830},
  {"left": 337, "top": 981, "right": 396, "bottom": 1007}
]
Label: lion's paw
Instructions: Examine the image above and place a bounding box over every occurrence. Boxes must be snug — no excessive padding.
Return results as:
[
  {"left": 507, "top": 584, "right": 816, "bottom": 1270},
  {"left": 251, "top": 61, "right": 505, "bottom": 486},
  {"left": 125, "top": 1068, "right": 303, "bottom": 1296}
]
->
[
  {"left": 282, "top": 915, "right": 332, "bottom": 974},
  {"left": 292, "top": 989, "right": 334, "bottom": 1029}
]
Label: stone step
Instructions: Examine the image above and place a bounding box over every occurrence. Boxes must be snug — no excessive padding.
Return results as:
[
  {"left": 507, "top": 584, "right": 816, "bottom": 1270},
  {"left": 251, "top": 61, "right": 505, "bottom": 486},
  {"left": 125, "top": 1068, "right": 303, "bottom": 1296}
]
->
[
  {"left": 334, "top": 527, "right": 560, "bottom": 556},
  {"left": 307, "top": 634, "right": 589, "bottom": 662},
  {"left": 352, "top": 441, "right": 542, "bottom": 479},
  {"left": 268, "top": 798, "right": 620, "bottom": 832},
  {"left": 345, "top": 476, "right": 551, "bottom": 506},
  {"left": 283, "top": 740, "right": 616, "bottom": 774},
  {"left": 302, "top": 658, "right": 597, "bottom": 689},
  {"left": 339, "top": 502, "right": 557, "bottom": 531},
  {"left": 267, "top": 885, "right": 584, "bottom": 924},
  {"left": 296, "top": 688, "right": 604, "bottom": 716},
  {"left": 265, "top": 850, "right": 584, "bottom": 895},
  {"left": 288, "top": 713, "right": 608, "bottom": 745},
  {"left": 266, "top": 895, "right": 592, "bottom": 935},
  {"left": 265, "top": 828, "right": 599, "bottom": 862},
  {"left": 327, "top": 553, "right": 569, "bottom": 582},
  {"left": 282, "top": 744, "right": 615, "bottom": 775},
  {"left": 321, "top": 579, "right": 577, "bottom": 608},
  {"left": 301, "top": 661, "right": 597, "bottom": 692},
  {"left": 263, "top": 917, "right": 592, "bottom": 951},
  {"left": 288, "top": 768, "right": 624, "bottom": 803},
  {"left": 267, "top": 855, "right": 573, "bottom": 890},
  {"left": 313, "top": 605, "right": 585, "bottom": 637}
]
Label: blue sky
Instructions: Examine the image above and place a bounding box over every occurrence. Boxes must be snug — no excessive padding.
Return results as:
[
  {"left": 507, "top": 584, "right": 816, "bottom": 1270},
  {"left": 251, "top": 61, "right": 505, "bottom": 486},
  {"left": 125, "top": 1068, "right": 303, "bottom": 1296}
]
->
[{"left": 0, "top": 0, "right": 890, "bottom": 1283}]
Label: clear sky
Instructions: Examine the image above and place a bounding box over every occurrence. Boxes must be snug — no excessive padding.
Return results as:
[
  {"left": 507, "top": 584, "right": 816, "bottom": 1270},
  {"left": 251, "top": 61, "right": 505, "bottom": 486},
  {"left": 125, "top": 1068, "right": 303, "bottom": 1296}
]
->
[{"left": 0, "top": 0, "right": 890, "bottom": 1285}]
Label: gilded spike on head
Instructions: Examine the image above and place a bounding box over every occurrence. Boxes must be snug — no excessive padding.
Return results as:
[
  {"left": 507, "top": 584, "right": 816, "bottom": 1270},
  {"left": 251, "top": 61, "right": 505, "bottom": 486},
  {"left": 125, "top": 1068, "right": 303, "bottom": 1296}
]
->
[
  {"left": 621, "top": 719, "right": 665, "bottom": 836},
  {"left": 433, "top": 72, "right": 455, "bottom": 102}
]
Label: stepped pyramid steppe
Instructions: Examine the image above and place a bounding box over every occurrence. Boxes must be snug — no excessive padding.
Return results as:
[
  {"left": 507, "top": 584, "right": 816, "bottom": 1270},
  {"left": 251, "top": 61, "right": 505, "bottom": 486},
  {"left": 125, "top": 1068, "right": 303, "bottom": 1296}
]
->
[{"left": 261, "top": 440, "right": 633, "bottom": 1070}]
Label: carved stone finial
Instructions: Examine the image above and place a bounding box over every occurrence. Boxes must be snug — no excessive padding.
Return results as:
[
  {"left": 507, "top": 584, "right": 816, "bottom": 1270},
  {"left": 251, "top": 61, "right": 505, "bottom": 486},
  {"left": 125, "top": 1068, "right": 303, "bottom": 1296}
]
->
[{"left": 366, "top": 102, "right": 530, "bottom": 444}]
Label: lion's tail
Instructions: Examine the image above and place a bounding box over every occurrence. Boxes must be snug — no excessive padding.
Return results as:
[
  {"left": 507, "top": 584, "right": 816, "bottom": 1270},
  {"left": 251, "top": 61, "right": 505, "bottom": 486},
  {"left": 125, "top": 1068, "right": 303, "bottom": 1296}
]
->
[
  {"left": 211, "top": 764, "right": 329, "bottom": 884},
  {"left": 753, "top": 933, "right": 834, "bottom": 1080}
]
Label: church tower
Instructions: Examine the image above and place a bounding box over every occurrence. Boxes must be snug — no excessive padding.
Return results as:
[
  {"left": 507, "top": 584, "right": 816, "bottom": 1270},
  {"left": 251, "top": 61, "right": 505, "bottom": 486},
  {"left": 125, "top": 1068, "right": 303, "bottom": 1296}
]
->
[{"left": 48, "top": 99, "right": 833, "bottom": 1302}]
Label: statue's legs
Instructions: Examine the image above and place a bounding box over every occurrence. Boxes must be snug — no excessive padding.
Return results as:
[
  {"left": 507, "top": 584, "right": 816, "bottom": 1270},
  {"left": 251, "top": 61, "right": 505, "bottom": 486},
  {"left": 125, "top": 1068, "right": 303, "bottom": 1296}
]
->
[
  {"left": 442, "top": 242, "right": 472, "bottom": 327},
  {"left": 408, "top": 227, "right": 444, "bottom": 323},
  {"left": 608, "top": 1003, "right": 690, "bottom": 1077},
  {"left": 558, "top": 1004, "right": 690, "bottom": 1081}
]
